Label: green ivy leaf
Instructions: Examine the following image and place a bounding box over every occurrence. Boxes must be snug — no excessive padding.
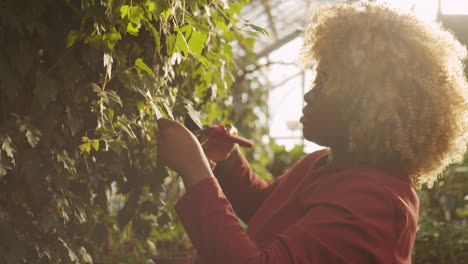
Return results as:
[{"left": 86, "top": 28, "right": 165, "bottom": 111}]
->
[
  {"left": 148, "top": 24, "right": 161, "bottom": 52},
  {"left": 106, "top": 90, "right": 123, "bottom": 107},
  {"left": 0, "top": 152, "right": 12, "bottom": 179},
  {"left": 103, "top": 28, "right": 122, "bottom": 49},
  {"left": 214, "top": 19, "right": 228, "bottom": 31},
  {"left": 180, "top": 25, "right": 192, "bottom": 34},
  {"left": 1, "top": 135, "right": 15, "bottom": 159},
  {"left": 129, "top": 6, "right": 145, "bottom": 25},
  {"left": 25, "top": 128, "right": 41, "bottom": 148},
  {"left": 197, "top": 55, "right": 215, "bottom": 69},
  {"left": 74, "top": 206, "right": 86, "bottom": 223},
  {"left": 136, "top": 100, "right": 145, "bottom": 111},
  {"left": 245, "top": 23, "right": 269, "bottom": 36},
  {"left": 79, "top": 136, "right": 91, "bottom": 154},
  {"left": 135, "top": 58, "right": 152, "bottom": 74},
  {"left": 207, "top": 102, "right": 219, "bottom": 123},
  {"left": 144, "top": 0, "right": 169, "bottom": 19},
  {"left": 17, "top": 117, "right": 42, "bottom": 148},
  {"left": 66, "top": 30, "right": 81, "bottom": 48},
  {"left": 109, "top": 139, "right": 127, "bottom": 154},
  {"left": 184, "top": 104, "right": 203, "bottom": 128},
  {"left": 56, "top": 150, "right": 76, "bottom": 174},
  {"left": 230, "top": 2, "right": 242, "bottom": 15},
  {"left": 144, "top": 1, "right": 156, "bottom": 13},
  {"left": 79, "top": 247, "right": 93, "bottom": 264},
  {"left": 120, "top": 5, "right": 130, "bottom": 19},
  {"left": 159, "top": 99, "right": 174, "bottom": 120},
  {"left": 91, "top": 83, "right": 109, "bottom": 104},
  {"left": 105, "top": 108, "right": 114, "bottom": 121},
  {"left": 116, "top": 119, "right": 137, "bottom": 140},
  {"left": 188, "top": 30, "right": 207, "bottom": 55},
  {"left": 166, "top": 35, "right": 176, "bottom": 55},
  {"left": 150, "top": 100, "right": 163, "bottom": 119},
  {"left": 90, "top": 139, "right": 99, "bottom": 151},
  {"left": 79, "top": 142, "right": 91, "bottom": 154},
  {"left": 126, "top": 23, "right": 139, "bottom": 36},
  {"left": 176, "top": 31, "right": 189, "bottom": 57},
  {"left": 59, "top": 238, "right": 79, "bottom": 263},
  {"left": 161, "top": 8, "right": 172, "bottom": 20}
]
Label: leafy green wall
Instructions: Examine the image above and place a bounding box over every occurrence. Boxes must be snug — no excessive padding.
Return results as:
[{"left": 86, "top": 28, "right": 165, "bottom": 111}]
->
[{"left": 0, "top": 0, "right": 259, "bottom": 262}]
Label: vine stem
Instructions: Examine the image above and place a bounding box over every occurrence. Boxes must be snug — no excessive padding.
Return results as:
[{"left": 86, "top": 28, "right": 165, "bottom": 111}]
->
[
  {"left": 182, "top": 0, "right": 186, "bottom": 23},
  {"left": 45, "top": 49, "right": 72, "bottom": 76}
]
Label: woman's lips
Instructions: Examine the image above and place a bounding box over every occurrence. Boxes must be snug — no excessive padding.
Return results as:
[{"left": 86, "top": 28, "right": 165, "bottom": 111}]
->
[{"left": 300, "top": 115, "right": 307, "bottom": 124}]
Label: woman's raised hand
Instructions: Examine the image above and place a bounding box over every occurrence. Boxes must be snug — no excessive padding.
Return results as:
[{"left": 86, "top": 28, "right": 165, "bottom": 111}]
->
[
  {"left": 202, "top": 124, "right": 238, "bottom": 163},
  {"left": 157, "top": 118, "right": 213, "bottom": 189}
]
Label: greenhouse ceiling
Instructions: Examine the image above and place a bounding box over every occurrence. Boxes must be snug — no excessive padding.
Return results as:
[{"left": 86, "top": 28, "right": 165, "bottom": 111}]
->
[
  {"left": 241, "top": 0, "right": 468, "bottom": 58},
  {"left": 241, "top": 0, "right": 345, "bottom": 57}
]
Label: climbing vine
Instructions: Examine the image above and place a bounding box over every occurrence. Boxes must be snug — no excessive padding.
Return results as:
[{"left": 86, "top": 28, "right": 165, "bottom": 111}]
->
[{"left": 0, "top": 0, "right": 264, "bottom": 262}]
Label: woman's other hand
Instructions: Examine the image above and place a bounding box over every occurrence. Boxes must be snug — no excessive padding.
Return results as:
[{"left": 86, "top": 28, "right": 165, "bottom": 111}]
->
[
  {"left": 203, "top": 124, "right": 238, "bottom": 163},
  {"left": 157, "top": 118, "right": 213, "bottom": 189}
]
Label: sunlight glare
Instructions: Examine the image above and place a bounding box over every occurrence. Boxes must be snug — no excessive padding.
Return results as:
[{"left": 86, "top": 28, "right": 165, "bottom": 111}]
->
[
  {"left": 381, "top": 0, "right": 468, "bottom": 19},
  {"left": 441, "top": 0, "right": 468, "bottom": 14},
  {"left": 379, "top": 0, "right": 438, "bottom": 20}
]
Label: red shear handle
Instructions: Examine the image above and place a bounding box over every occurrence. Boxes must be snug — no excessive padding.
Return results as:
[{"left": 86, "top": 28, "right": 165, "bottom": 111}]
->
[{"left": 208, "top": 125, "right": 254, "bottom": 148}]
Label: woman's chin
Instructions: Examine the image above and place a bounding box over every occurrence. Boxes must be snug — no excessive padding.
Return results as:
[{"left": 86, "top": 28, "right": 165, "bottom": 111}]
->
[
  {"left": 299, "top": 115, "right": 310, "bottom": 126},
  {"left": 302, "top": 124, "right": 338, "bottom": 147},
  {"left": 301, "top": 123, "right": 316, "bottom": 142}
]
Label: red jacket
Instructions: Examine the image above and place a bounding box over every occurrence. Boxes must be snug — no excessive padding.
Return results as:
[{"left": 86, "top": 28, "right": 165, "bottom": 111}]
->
[{"left": 175, "top": 149, "right": 419, "bottom": 263}]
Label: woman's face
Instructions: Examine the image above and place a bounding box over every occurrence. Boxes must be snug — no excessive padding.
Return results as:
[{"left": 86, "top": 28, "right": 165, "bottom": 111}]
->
[{"left": 300, "top": 71, "right": 347, "bottom": 148}]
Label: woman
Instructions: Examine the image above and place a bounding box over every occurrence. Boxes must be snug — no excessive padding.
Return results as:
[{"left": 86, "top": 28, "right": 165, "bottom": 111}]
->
[{"left": 157, "top": 3, "right": 467, "bottom": 263}]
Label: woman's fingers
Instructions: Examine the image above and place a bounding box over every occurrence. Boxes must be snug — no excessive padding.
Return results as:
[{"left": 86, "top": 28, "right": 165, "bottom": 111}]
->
[
  {"left": 224, "top": 124, "right": 238, "bottom": 136},
  {"left": 202, "top": 134, "right": 236, "bottom": 162}
]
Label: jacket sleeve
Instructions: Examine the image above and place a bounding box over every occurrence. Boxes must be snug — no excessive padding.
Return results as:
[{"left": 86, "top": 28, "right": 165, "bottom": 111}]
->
[
  {"left": 212, "top": 149, "right": 282, "bottom": 222},
  {"left": 175, "top": 177, "right": 399, "bottom": 264}
]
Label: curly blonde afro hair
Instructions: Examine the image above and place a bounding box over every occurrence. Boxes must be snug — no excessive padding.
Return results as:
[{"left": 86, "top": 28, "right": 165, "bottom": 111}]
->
[{"left": 301, "top": 3, "right": 468, "bottom": 188}]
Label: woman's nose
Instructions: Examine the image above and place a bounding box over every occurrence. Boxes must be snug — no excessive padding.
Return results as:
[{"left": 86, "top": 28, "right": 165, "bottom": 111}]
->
[{"left": 304, "top": 89, "right": 315, "bottom": 104}]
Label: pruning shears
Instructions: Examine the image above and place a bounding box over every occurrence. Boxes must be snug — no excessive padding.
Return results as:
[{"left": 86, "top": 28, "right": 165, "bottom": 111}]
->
[{"left": 192, "top": 124, "right": 254, "bottom": 148}]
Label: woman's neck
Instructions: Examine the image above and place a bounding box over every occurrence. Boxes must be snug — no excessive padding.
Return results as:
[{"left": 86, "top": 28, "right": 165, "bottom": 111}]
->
[{"left": 328, "top": 147, "right": 356, "bottom": 165}]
